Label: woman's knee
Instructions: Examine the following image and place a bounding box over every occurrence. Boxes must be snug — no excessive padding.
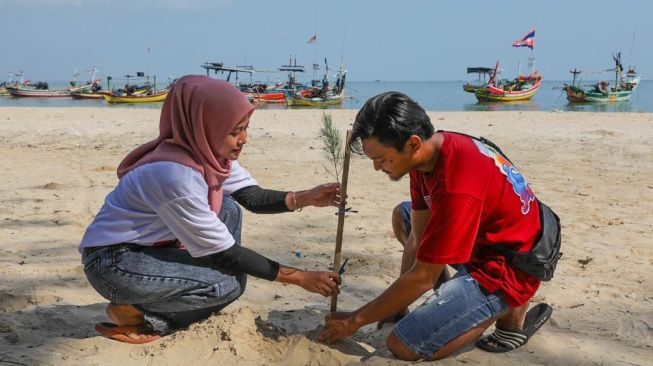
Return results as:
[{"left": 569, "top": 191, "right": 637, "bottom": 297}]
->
[{"left": 235, "top": 273, "right": 247, "bottom": 297}]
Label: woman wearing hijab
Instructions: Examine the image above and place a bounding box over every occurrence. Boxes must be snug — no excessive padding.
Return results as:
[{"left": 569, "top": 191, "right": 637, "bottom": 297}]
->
[{"left": 80, "top": 75, "right": 341, "bottom": 344}]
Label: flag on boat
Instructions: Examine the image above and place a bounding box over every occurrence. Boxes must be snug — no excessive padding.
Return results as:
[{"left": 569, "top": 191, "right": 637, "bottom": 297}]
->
[
  {"left": 307, "top": 34, "right": 317, "bottom": 44},
  {"left": 512, "top": 29, "right": 535, "bottom": 49}
]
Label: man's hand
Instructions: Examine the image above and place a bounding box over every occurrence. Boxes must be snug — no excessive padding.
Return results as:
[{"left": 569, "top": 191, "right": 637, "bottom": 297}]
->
[
  {"left": 319, "top": 311, "right": 360, "bottom": 343},
  {"left": 376, "top": 307, "right": 409, "bottom": 329}
]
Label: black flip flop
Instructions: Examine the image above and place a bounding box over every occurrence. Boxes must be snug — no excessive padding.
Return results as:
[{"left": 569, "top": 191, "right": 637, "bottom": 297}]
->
[{"left": 476, "top": 303, "right": 553, "bottom": 353}]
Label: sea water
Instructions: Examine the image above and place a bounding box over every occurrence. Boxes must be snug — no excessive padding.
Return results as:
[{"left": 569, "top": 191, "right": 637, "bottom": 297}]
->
[{"left": 1, "top": 80, "right": 652, "bottom": 112}]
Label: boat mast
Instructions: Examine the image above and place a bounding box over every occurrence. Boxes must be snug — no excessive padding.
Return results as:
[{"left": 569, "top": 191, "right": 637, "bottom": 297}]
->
[
  {"left": 629, "top": 29, "right": 636, "bottom": 71},
  {"left": 570, "top": 68, "right": 581, "bottom": 87},
  {"left": 518, "top": 61, "right": 521, "bottom": 77},
  {"left": 528, "top": 48, "right": 535, "bottom": 75},
  {"left": 489, "top": 60, "right": 499, "bottom": 87},
  {"left": 71, "top": 69, "right": 79, "bottom": 87},
  {"left": 615, "top": 65, "right": 619, "bottom": 92},
  {"left": 146, "top": 44, "right": 151, "bottom": 78},
  {"left": 613, "top": 52, "right": 622, "bottom": 92}
]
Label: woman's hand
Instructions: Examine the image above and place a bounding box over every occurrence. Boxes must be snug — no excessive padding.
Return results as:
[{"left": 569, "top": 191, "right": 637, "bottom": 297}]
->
[
  {"left": 297, "top": 270, "right": 341, "bottom": 296},
  {"left": 319, "top": 311, "right": 361, "bottom": 343},
  {"left": 303, "top": 182, "right": 341, "bottom": 208},
  {"left": 275, "top": 265, "right": 341, "bottom": 297}
]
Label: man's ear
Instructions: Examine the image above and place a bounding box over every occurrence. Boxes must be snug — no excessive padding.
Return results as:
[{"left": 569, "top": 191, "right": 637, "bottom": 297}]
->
[{"left": 406, "top": 135, "right": 422, "bottom": 154}]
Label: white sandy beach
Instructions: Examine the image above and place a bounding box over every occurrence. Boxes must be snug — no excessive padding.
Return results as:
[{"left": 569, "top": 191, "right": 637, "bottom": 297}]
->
[{"left": 0, "top": 107, "right": 651, "bottom": 365}]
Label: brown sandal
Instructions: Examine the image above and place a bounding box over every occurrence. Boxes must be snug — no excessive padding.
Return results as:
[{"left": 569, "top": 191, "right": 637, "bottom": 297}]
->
[{"left": 95, "top": 322, "right": 161, "bottom": 344}]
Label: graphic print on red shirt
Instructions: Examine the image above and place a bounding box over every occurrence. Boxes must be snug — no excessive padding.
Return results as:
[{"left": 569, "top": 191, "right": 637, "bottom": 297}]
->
[{"left": 411, "top": 132, "right": 541, "bottom": 307}]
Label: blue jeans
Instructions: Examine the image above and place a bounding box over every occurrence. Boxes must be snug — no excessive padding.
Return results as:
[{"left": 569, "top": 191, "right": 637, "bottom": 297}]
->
[
  {"left": 393, "top": 266, "right": 508, "bottom": 357},
  {"left": 82, "top": 195, "right": 247, "bottom": 333},
  {"left": 398, "top": 200, "right": 412, "bottom": 234}
]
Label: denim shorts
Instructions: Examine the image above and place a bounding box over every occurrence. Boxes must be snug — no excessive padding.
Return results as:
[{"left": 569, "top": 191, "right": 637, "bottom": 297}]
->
[
  {"left": 398, "top": 200, "right": 412, "bottom": 234},
  {"left": 393, "top": 267, "right": 508, "bottom": 357}
]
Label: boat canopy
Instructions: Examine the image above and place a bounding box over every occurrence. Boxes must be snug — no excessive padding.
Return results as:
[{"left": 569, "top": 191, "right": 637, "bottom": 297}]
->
[
  {"left": 279, "top": 65, "right": 305, "bottom": 73},
  {"left": 467, "top": 67, "right": 495, "bottom": 74},
  {"left": 201, "top": 62, "right": 255, "bottom": 74}
]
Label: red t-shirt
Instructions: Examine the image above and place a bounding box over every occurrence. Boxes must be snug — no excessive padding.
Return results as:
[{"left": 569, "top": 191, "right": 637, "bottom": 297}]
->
[{"left": 411, "top": 132, "right": 541, "bottom": 307}]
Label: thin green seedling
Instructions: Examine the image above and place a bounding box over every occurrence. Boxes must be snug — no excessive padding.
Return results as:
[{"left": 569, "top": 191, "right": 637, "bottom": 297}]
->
[{"left": 318, "top": 113, "right": 343, "bottom": 184}]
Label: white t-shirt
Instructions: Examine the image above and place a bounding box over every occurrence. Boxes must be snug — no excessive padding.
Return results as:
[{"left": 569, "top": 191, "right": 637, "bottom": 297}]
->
[{"left": 79, "top": 161, "right": 257, "bottom": 257}]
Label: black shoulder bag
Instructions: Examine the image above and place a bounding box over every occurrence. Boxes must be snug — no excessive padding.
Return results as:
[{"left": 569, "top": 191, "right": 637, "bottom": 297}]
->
[
  {"left": 493, "top": 199, "right": 562, "bottom": 281},
  {"left": 440, "top": 130, "right": 563, "bottom": 281}
]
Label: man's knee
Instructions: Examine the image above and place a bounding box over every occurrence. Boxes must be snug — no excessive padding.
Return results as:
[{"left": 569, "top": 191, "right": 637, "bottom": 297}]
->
[
  {"left": 391, "top": 203, "right": 403, "bottom": 225},
  {"left": 386, "top": 330, "right": 421, "bottom": 361},
  {"left": 391, "top": 204, "right": 409, "bottom": 244}
]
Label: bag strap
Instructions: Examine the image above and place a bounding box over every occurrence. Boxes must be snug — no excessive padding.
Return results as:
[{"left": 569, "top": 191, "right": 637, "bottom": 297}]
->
[{"left": 437, "top": 130, "right": 515, "bottom": 166}]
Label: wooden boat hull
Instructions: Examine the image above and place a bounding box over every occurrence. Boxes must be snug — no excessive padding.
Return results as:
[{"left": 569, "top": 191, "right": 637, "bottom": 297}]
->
[
  {"left": 463, "top": 83, "right": 484, "bottom": 93},
  {"left": 71, "top": 91, "right": 106, "bottom": 99},
  {"left": 244, "top": 91, "right": 286, "bottom": 103},
  {"left": 8, "top": 87, "right": 71, "bottom": 97},
  {"left": 285, "top": 92, "right": 344, "bottom": 107},
  {"left": 564, "top": 86, "right": 632, "bottom": 103},
  {"left": 6, "top": 80, "right": 99, "bottom": 98},
  {"left": 9, "top": 89, "right": 70, "bottom": 97},
  {"left": 103, "top": 90, "right": 168, "bottom": 103},
  {"left": 475, "top": 77, "right": 542, "bottom": 102},
  {"left": 475, "top": 88, "right": 538, "bottom": 102}
]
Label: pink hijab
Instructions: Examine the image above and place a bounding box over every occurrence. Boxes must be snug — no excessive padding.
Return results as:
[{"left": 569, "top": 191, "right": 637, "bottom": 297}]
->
[{"left": 117, "top": 75, "right": 254, "bottom": 213}]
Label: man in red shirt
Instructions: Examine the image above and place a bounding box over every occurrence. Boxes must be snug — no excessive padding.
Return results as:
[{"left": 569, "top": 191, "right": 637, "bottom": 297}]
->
[{"left": 320, "top": 92, "right": 553, "bottom": 360}]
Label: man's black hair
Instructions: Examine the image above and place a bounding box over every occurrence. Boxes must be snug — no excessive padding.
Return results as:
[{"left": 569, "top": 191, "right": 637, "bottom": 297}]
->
[{"left": 348, "top": 91, "right": 434, "bottom": 155}]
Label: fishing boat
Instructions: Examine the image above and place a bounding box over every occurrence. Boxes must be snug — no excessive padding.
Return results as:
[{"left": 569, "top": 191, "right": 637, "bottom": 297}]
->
[
  {"left": 285, "top": 90, "right": 345, "bottom": 107},
  {"left": 201, "top": 62, "right": 259, "bottom": 103},
  {"left": 102, "top": 73, "right": 171, "bottom": 103},
  {"left": 70, "top": 67, "right": 106, "bottom": 99},
  {"left": 70, "top": 90, "right": 110, "bottom": 100},
  {"left": 242, "top": 83, "right": 287, "bottom": 103},
  {"left": 0, "top": 72, "right": 32, "bottom": 96},
  {"left": 474, "top": 61, "right": 542, "bottom": 102},
  {"left": 8, "top": 87, "right": 71, "bottom": 97},
  {"left": 250, "top": 57, "right": 322, "bottom": 104},
  {"left": 622, "top": 67, "right": 641, "bottom": 89},
  {"left": 70, "top": 90, "right": 107, "bottom": 99},
  {"left": 103, "top": 89, "right": 168, "bottom": 103},
  {"left": 285, "top": 61, "right": 346, "bottom": 108},
  {"left": 8, "top": 68, "right": 101, "bottom": 98},
  {"left": 472, "top": 29, "right": 542, "bottom": 102},
  {"left": 201, "top": 62, "right": 290, "bottom": 104},
  {"left": 463, "top": 67, "right": 496, "bottom": 93},
  {"left": 563, "top": 53, "right": 640, "bottom": 103}
]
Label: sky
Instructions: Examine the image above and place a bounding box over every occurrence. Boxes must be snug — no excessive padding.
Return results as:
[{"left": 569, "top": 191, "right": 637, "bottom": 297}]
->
[{"left": 1, "top": 0, "right": 651, "bottom": 83}]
